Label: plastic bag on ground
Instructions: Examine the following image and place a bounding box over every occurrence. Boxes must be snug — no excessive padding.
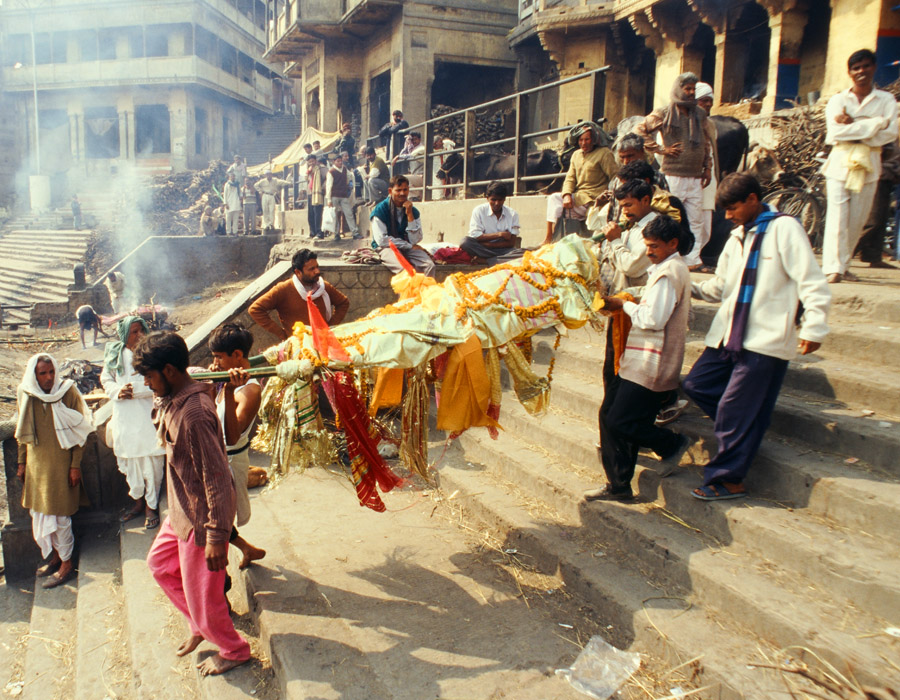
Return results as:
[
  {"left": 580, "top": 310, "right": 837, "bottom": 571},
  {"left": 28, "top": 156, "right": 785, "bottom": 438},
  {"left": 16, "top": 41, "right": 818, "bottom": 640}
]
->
[{"left": 555, "top": 635, "right": 641, "bottom": 699}]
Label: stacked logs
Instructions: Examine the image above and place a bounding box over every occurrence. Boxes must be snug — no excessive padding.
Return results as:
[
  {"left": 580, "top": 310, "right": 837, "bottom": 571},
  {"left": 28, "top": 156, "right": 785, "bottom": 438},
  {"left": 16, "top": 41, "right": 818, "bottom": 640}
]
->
[
  {"left": 146, "top": 160, "right": 230, "bottom": 236},
  {"left": 746, "top": 103, "right": 826, "bottom": 183},
  {"left": 430, "top": 104, "right": 513, "bottom": 151}
]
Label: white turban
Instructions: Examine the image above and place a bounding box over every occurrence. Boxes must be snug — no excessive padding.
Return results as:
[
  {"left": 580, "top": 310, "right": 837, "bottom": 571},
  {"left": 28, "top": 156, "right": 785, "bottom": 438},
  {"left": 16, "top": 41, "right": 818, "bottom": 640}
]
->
[{"left": 695, "top": 82, "right": 714, "bottom": 101}]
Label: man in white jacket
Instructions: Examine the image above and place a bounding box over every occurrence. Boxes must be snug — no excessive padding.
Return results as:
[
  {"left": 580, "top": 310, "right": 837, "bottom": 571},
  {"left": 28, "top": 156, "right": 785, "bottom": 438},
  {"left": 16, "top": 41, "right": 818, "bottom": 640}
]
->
[
  {"left": 822, "top": 49, "right": 898, "bottom": 283},
  {"left": 683, "top": 173, "right": 830, "bottom": 501}
]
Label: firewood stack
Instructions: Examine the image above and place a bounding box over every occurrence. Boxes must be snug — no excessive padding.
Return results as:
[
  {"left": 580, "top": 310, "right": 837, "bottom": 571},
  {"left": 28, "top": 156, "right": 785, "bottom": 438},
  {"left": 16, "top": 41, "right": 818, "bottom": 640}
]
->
[
  {"left": 755, "top": 104, "right": 827, "bottom": 183},
  {"left": 430, "top": 104, "right": 513, "bottom": 152},
  {"left": 146, "top": 160, "right": 229, "bottom": 236}
]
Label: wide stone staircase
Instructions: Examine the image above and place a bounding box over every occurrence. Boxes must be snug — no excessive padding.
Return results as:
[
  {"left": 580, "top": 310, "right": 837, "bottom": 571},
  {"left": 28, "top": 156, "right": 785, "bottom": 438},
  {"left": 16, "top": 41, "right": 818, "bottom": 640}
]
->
[
  {"left": 0, "top": 228, "right": 93, "bottom": 326},
  {"left": 435, "top": 281, "right": 900, "bottom": 698}
]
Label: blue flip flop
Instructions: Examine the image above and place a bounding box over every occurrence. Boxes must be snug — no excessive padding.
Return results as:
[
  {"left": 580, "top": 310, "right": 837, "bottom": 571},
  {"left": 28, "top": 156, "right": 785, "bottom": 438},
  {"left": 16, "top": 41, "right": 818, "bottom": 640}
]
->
[{"left": 692, "top": 483, "right": 746, "bottom": 501}]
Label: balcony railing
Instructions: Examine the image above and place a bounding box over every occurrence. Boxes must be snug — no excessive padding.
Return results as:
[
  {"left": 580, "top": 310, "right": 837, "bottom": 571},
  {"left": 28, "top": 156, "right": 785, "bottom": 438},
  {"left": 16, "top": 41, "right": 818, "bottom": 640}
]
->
[{"left": 2, "top": 56, "right": 273, "bottom": 109}]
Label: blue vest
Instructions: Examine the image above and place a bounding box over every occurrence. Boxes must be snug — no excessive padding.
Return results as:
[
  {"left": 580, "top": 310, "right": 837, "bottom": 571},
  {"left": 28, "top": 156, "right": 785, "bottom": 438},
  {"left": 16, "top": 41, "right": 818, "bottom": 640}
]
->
[{"left": 370, "top": 197, "right": 420, "bottom": 249}]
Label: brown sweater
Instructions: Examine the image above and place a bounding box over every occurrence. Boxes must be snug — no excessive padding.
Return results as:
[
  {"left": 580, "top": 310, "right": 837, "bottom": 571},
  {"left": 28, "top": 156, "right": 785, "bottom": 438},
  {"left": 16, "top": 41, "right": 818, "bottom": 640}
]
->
[
  {"left": 19, "top": 385, "right": 86, "bottom": 516},
  {"left": 248, "top": 278, "right": 350, "bottom": 340},
  {"left": 159, "top": 382, "right": 235, "bottom": 546},
  {"left": 634, "top": 107, "right": 712, "bottom": 178}
]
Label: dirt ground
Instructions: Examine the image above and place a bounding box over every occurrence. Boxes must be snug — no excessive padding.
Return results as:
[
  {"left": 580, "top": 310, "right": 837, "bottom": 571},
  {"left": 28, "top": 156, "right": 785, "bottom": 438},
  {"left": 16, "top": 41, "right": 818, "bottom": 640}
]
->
[{"left": 0, "top": 279, "right": 251, "bottom": 423}]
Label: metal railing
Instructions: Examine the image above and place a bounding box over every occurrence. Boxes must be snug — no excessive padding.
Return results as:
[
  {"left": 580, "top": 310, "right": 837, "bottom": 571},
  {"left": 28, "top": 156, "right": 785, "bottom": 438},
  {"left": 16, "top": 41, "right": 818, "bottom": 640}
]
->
[{"left": 368, "top": 66, "right": 609, "bottom": 201}]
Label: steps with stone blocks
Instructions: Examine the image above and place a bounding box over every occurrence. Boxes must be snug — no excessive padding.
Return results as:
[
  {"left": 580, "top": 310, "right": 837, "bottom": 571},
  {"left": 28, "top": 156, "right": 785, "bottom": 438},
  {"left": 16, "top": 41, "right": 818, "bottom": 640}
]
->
[
  {"left": 0, "top": 229, "right": 93, "bottom": 325},
  {"left": 436, "top": 290, "right": 900, "bottom": 697}
]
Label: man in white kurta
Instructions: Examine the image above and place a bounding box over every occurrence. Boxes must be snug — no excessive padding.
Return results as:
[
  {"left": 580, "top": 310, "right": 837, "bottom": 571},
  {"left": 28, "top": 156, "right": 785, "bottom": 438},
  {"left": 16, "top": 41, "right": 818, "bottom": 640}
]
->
[
  {"left": 222, "top": 172, "right": 242, "bottom": 236},
  {"left": 255, "top": 171, "right": 290, "bottom": 231},
  {"left": 822, "top": 49, "right": 899, "bottom": 282},
  {"left": 101, "top": 316, "right": 165, "bottom": 529}
]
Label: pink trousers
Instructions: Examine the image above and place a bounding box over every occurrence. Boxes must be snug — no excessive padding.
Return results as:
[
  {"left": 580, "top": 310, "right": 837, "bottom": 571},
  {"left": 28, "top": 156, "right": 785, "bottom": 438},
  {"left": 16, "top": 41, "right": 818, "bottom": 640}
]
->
[{"left": 147, "top": 518, "right": 251, "bottom": 661}]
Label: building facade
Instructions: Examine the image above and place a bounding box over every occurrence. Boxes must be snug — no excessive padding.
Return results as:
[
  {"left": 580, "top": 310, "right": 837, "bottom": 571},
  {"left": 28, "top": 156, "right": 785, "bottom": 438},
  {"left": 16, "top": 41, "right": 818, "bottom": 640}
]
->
[
  {"left": 0, "top": 0, "right": 285, "bottom": 196},
  {"left": 512, "top": 0, "right": 900, "bottom": 127},
  {"left": 264, "top": 0, "right": 519, "bottom": 140}
]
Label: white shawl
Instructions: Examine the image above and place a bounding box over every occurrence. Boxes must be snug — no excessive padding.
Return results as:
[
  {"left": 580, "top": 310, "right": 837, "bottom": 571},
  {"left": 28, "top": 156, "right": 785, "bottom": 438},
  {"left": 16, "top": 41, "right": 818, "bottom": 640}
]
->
[
  {"left": 292, "top": 275, "right": 333, "bottom": 322},
  {"left": 15, "top": 354, "right": 94, "bottom": 450}
]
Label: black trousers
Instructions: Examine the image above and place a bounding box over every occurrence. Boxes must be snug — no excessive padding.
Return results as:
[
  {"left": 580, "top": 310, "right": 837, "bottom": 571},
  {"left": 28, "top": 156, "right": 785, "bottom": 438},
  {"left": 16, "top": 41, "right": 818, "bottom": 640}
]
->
[
  {"left": 599, "top": 374, "right": 680, "bottom": 495},
  {"left": 857, "top": 179, "right": 893, "bottom": 263},
  {"left": 307, "top": 204, "right": 323, "bottom": 237}
]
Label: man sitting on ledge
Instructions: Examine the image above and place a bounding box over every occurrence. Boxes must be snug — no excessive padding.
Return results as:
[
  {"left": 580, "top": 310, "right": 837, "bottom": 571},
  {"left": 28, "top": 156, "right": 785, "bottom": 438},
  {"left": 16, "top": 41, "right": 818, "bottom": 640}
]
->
[
  {"left": 370, "top": 175, "right": 436, "bottom": 277},
  {"left": 460, "top": 181, "right": 525, "bottom": 265}
]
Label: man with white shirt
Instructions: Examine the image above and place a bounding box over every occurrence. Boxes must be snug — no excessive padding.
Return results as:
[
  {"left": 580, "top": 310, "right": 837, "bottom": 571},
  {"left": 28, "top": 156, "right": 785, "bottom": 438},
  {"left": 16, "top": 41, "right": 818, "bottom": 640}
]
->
[
  {"left": 370, "top": 175, "right": 435, "bottom": 276},
  {"left": 222, "top": 172, "right": 242, "bottom": 236},
  {"left": 683, "top": 173, "right": 830, "bottom": 501},
  {"left": 460, "top": 182, "right": 525, "bottom": 265},
  {"left": 822, "top": 49, "right": 899, "bottom": 283}
]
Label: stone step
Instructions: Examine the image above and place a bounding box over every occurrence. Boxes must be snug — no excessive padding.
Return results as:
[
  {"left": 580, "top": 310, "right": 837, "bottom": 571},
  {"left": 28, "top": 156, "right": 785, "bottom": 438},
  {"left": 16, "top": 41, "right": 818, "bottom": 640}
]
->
[
  {"left": 74, "top": 526, "right": 133, "bottom": 700},
  {"left": 457, "top": 415, "right": 900, "bottom": 623},
  {"left": 541, "top": 330, "right": 900, "bottom": 465},
  {"left": 432, "top": 446, "right": 791, "bottom": 700},
  {"left": 544, "top": 351, "right": 900, "bottom": 484},
  {"left": 438, "top": 437, "right": 900, "bottom": 690},
  {"left": 0, "top": 282, "right": 68, "bottom": 305},
  {"left": 0, "top": 241, "right": 88, "bottom": 256},
  {"left": 233, "top": 467, "right": 626, "bottom": 700},
  {"left": 507, "top": 369, "right": 900, "bottom": 544},
  {"left": 21, "top": 563, "right": 77, "bottom": 698},
  {"left": 690, "top": 304, "right": 900, "bottom": 368},
  {"left": 0, "top": 580, "right": 35, "bottom": 696},
  {"left": 120, "top": 516, "right": 200, "bottom": 699},
  {"left": 481, "top": 386, "right": 900, "bottom": 601}
]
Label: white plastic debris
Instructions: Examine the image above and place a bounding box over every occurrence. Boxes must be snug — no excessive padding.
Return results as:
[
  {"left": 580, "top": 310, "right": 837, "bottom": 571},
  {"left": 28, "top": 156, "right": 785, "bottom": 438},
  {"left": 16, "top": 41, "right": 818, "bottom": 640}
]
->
[
  {"left": 559, "top": 623, "right": 574, "bottom": 629},
  {"left": 669, "top": 687, "right": 687, "bottom": 698},
  {"left": 5, "top": 681, "right": 24, "bottom": 697},
  {"left": 377, "top": 442, "right": 399, "bottom": 458},
  {"left": 861, "top": 409, "right": 876, "bottom": 416},
  {"left": 556, "top": 635, "right": 641, "bottom": 699},
  {"left": 879, "top": 421, "right": 892, "bottom": 428},
  {"left": 504, "top": 548, "right": 518, "bottom": 554},
  {"left": 885, "top": 626, "right": 900, "bottom": 638}
]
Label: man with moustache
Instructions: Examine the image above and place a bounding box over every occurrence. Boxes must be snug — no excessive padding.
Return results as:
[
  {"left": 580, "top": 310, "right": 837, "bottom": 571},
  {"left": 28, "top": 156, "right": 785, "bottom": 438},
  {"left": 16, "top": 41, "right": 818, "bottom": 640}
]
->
[
  {"left": 134, "top": 331, "right": 252, "bottom": 676},
  {"left": 822, "top": 49, "right": 899, "bottom": 282},
  {"left": 248, "top": 248, "right": 350, "bottom": 340},
  {"left": 370, "top": 175, "right": 435, "bottom": 276}
]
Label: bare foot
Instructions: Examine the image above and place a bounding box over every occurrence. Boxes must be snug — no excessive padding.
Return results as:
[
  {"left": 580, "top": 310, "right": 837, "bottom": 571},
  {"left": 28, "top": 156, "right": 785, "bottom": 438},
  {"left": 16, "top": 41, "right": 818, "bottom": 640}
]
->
[
  {"left": 176, "top": 634, "right": 204, "bottom": 657},
  {"left": 238, "top": 545, "right": 266, "bottom": 570},
  {"left": 196, "top": 653, "right": 250, "bottom": 676}
]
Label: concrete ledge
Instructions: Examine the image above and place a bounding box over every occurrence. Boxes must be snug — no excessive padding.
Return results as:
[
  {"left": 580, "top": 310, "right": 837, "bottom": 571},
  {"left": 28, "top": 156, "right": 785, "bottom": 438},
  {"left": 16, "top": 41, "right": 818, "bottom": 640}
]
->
[
  {"left": 280, "top": 195, "right": 549, "bottom": 249},
  {"left": 31, "top": 234, "right": 282, "bottom": 326}
]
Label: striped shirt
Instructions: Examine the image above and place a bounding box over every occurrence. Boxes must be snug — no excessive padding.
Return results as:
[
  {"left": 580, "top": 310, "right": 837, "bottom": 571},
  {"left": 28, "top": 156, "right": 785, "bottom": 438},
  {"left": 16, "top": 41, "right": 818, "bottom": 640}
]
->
[{"left": 158, "top": 382, "right": 235, "bottom": 546}]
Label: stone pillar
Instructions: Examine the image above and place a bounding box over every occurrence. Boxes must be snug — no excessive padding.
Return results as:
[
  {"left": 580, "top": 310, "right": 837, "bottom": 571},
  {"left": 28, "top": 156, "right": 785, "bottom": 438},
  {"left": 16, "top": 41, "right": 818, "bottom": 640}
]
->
[
  {"left": 763, "top": 8, "right": 808, "bottom": 111},
  {"left": 822, "top": 0, "right": 880, "bottom": 95},
  {"left": 714, "top": 31, "right": 746, "bottom": 105}
]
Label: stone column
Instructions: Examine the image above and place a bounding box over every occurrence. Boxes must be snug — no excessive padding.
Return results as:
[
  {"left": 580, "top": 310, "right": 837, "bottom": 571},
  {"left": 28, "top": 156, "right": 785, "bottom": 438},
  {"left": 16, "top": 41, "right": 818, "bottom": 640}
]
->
[
  {"left": 763, "top": 8, "right": 808, "bottom": 111},
  {"left": 714, "top": 31, "right": 746, "bottom": 105}
]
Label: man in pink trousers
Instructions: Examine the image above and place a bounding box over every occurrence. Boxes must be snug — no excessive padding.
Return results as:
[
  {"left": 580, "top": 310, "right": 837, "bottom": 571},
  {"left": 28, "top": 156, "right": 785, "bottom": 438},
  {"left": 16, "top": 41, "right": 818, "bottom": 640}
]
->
[{"left": 133, "top": 330, "right": 251, "bottom": 676}]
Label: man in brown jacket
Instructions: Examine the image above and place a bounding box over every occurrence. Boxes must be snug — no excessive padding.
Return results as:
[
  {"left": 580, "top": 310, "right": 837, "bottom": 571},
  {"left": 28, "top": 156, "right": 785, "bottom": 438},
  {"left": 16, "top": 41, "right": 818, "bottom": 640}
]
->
[
  {"left": 248, "top": 249, "right": 350, "bottom": 340},
  {"left": 15, "top": 353, "right": 94, "bottom": 588}
]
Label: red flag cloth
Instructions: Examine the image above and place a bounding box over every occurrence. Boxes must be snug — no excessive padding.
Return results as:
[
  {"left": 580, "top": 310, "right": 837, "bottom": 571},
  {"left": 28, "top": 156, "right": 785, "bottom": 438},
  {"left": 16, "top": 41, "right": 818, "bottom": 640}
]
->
[
  {"left": 307, "top": 295, "right": 351, "bottom": 363},
  {"left": 389, "top": 240, "right": 417, "bottom": 276},
  {"left": 320, "top": 372, "right": 403, "bottom": 512}
]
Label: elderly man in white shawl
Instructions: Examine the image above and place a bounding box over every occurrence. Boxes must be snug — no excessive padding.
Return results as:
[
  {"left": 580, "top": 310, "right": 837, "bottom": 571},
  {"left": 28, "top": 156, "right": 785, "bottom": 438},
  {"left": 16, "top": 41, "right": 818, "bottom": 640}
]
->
[{"left": 15, "top": 354, "right": 94, "bottom": 588}]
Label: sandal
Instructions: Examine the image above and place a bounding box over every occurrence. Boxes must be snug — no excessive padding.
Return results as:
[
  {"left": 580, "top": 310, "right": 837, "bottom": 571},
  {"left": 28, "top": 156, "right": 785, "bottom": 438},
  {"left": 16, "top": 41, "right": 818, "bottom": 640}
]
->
[
  {"left": 119, "top": 505, "right": 144, "bottom": 524},
  {"left": 692, "top": 483, "right": 746, "bottom": 501},
  {"left": 42, "top": 568, "right": 76, "bottom": 589},
  {"left": 36, "top": 560, "right": 61, "bottom": 578},
  {"left": 145, "top": 512, "right": 160, "bottom": 530}
]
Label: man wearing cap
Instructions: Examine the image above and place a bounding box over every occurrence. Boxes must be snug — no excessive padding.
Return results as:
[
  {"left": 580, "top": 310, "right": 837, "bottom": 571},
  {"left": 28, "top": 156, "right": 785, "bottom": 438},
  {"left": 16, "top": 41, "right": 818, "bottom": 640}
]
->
[
  {"left": 335, "top": 124, "right": 356, "bottom": 166},
  {"left": 255, "top": 170, "right": 291, "bottom": 233},
  {"left": 693, "top": 82, "right": 719, "bottom": 270},
  {"left": 542, "top": 123, "right": 618, "bottom": 246},
  {"left": 634, "top": 72, "right": 714, "bottom": 268}
]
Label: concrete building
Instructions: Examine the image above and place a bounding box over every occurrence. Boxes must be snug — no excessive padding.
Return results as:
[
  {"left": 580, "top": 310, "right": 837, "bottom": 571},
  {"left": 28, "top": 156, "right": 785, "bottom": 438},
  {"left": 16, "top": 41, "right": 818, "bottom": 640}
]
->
[
  {"left": 263, "top": 0, "right": 519, "bottom": 140},
  {"left": 511, "top": 0, "right": 900, "bottom": 126},
  {"left": 0, "top": 0, "right": 287, "bottom": 201}
]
